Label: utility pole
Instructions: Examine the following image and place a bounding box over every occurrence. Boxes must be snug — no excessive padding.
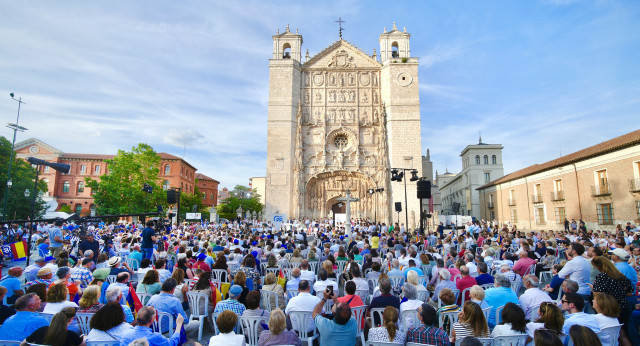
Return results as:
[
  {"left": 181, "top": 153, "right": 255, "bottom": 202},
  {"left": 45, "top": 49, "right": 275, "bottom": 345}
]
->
[{"left": 3, "top": 93, "right": 27, "bottom": 221}]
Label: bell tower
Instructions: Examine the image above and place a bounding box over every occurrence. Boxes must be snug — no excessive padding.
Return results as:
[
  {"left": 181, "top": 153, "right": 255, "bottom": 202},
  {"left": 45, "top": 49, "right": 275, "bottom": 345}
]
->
[
  {"left": 379, "top": 22, "right": 411, "bottom": 61},
  {"left": 272, "top": 24, "right": 303, "bottom": 62}
]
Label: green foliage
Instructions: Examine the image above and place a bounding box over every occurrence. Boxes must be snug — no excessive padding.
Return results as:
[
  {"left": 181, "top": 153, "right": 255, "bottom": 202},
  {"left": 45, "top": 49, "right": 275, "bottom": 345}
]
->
[
  {"left": 216, "top": 185, "right": 263, "bottom": 219},
  {"left": 0, "top": 137, "right": 48, "bottom": 220},
  {"left": 58, "top": 205, "right": 72, "bottom": 213},
  {"left": 179, "top": 182, "right": 207, "bottom": 214},
  {"left": 85, "top": 143, "right": 169, "bottom": 216}
]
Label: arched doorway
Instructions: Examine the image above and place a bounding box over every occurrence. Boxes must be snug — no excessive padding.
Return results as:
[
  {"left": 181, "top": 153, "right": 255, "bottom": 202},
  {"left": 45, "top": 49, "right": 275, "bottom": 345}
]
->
[{"left": 331, "top": 202, "right": 346, "bottom": 226}]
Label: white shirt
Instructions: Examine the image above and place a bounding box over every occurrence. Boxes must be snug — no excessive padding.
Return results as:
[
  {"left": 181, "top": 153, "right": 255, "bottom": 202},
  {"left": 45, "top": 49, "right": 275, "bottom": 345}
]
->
[
  {"left": 351, "top": 277, "right": 369, "bottom": 292},
  {"left": 400, "top": 299, "right": 422, "bottom": 330},
  {"left": 558, "top": 255, "right": 592, "bottom": 295},
  {"left": 492, "top": 323, "right": 522, "bottom": 337},
  {"left": 518, "top": 288, "right": 553, "bottom": 320},
  {"left": 285, "top": 292, "right": 321, "bottom": 332},
  {"left": 313, "top": 279, "right": 338, "bottom": 294},
  {"left": 43, "top": 301, "right": 79, "bottom": 314},
  {"left": 208, "top": 332, "right": 246, "bottom": 346},
  {"left": 594, "top": 312, "right": 620, "bottom": 345},
  {"left": 300, "top": 270, "right": 315, "bottom": 285},
  {"left": 466, "top": 262, "right": 478, "bottom": 275}
]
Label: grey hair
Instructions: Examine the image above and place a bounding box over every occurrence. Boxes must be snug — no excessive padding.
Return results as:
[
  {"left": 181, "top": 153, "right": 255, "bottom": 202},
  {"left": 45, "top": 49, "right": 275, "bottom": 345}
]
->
[
  {"left": 56, "top": 266, "right": 71, "bottom": 279},
  {"left": 403, "top": 283, "right": 417, "bottom": 300},
  {"left": 438, "top": 268, "right": 451, "bottom": 280},
  {"left": 524, "top": 275, "right": 539, "bottom": 288},
  {"left": 500, "top": 264, "right": 511, "bottom": 271},
  {"left": 494, "top": 273, "right": 511, "bottom": 288},
  {"left": 105, "top": 286, "right": 122, "bottom": 302},
  {"left": 129, "top": 339, "right": 150, "bottom": 346},
  {"left": 563, "top": 279, "right": 578, "bottom": 293},
  {"left": 392, "top": 259, "right": 400, "bottom": 269}
]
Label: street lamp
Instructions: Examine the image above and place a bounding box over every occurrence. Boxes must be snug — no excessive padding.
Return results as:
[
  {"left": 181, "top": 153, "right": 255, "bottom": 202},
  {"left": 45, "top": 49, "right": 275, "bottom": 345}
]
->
[
  {"left": 2, "top": 93, "right": 28, "bottom": 221},
  {"left": 390, "top": 168, "right": 419, "bottom": 233},
  {"left": 368, "top": 187, "right": 384, "bottom": 226}
]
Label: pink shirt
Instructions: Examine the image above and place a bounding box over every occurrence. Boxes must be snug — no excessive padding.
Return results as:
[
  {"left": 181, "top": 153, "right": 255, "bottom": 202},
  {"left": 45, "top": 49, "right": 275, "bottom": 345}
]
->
[{"left": 513, "top": 257, "right": 537, "bottom": 277}]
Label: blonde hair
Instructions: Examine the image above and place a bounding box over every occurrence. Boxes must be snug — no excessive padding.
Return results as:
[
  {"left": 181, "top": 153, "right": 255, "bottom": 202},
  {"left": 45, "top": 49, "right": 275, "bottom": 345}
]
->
[
  {"left": 268, "top": 309, "right": 287, "bottom": 335},
  {"left": 78, "top": 285, "right": 101, "bottom": 309},
  {"left": 264, "top": 272, "right": 277, "bottom": 285},
  {"left": 469, "top": 285, "right": 485, "bottom": 300},
  {"left": 234, "top": 271, "right": 247, "bottom": 286},
  {"left": 407, "top": 270, "right": 420, "bottom": 286},
  {"left": 383, "top": 306, "right": 399, "bottom": 341},
  {"left": 322, "top": 260, "right": 334, "bottom": 275}
]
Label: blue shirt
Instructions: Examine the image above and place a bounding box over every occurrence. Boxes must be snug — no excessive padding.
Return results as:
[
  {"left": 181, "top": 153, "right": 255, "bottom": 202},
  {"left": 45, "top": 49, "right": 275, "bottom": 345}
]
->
[
  {"left": 37, "top": 243, "right": 49, "bottom": 257},
  {"left": 484, "top": 286, "right": 519, "bottom": 327},
  {"left": 0, "top": 311, "right": 49, "bottom": 341},
  {"left": 403, "top": 267, "right": 424, "bottom": 278},
  {"left": 128, "top": 251, "right": 143, "bottom": 263},
  {"left": 286, "top": 278, "right": 302, "bottom": 292},
  {"left": 122, "top": 304, "right": 134, "bottom": 323},
  {"left": 562, "top": 312, "right": 601, "bottom": 334},
  {"left": 314, "top": 315, "right": 357, "bottom": 346},
  {"left": 475, "top": 274, "right": 494, "bottom": 286},
  {"left": 146, "top": 293, "right": 187, "bottom": 332},
  {"left": 120, "top": 325, "right": 181, "bottom": 346},
  {"left": 615, "top": 262, "right": 637, "bottom": 294},
  {"left": 49, "top": 227, "right": 63, "bottom": 247},
  {"left": 0, "top": 275, "right": 22, "bottom": 298}
]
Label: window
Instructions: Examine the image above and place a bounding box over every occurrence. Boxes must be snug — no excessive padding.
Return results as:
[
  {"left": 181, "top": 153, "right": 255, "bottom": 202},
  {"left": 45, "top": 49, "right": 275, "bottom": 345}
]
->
[
  {"left": 210, "top": 194, "right": 215, "bottom": 200},
  {"left": 80, "top": 164, "right": 86, "bottom": 173},
  {"left": 391, "top": 41, "right": 399, "bottom": 58},
  {"left": 43, "top": 166, "right": 50, "bottom": 173},
  {"left": 475, "top": 155, "right": 480, "bottom": 165},
  {"left": 202, "top": 193, "right": 207, "bottom": 201},
  {"left": 75, "top": 204, "right": 82, "bottom": 215},
  {"left": 490, "top": 211, "right": 495, "bottom": 220},
  {"left": 77, "top": 181, "right": 85, "bottom": 193},
  {"left": 554, "top": 179, "right": 563, "bottom": 192},
  {"left": 597, "top": 203, "right": 614, "bottom": 225},
  {"left": 535, "top": 207, "right": 545, "bottom": 225},
  {"left": 165, "top": 165, "right": 171, "bottom": 175},
  {"left": 555, "top": 207, "right": 566, "bottom": 223},
  {"left": 90, "top": 205, "right": 96, "bottom": 217},
  {"left": 63, "top": 181, "right": 70, "bottom": 193},
  {"left": 94, "top": 165, "right": 101, "bottom": 174},
  {"left": 483, "top": 155, "right": 488, "bottom": 165},
  {"left": 596, "top": 169, "right": 608, "bottom": 187},
  {"left": 510, "top": 209, "right": 518, "bottom": 223},
  {"left": 484, "top": 173, "right": 490, "bottom": 183},
  {"left": 162, "top": 180, "right": 170, "bottom": 190},
  {"left": 492, "top": 155, "right": 497, "bottom": 165}
]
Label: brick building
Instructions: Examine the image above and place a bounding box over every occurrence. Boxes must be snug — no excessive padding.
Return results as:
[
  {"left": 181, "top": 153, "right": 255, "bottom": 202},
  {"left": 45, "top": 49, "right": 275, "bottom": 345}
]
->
[
  {"left": 196, "top": 173, "right": 219, "bottom": 207},
  {"left": 217, "top": 187, "right": 230, "bottom": 204},
  {"left": 477, "top": 130, "right": 640, "bottom": 231},
  {"left": 13, "top": 138, "right": 219, "bottom": 216}
]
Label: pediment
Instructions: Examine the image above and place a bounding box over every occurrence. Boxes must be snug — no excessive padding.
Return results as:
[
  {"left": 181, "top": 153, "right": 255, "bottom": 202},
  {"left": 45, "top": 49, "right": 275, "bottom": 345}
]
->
[
  {"left": 14, "top": 138, "right": 64, "bottom": 156},
  {"left": 303, "top": 40, "right": 381, "bottom": 70}
]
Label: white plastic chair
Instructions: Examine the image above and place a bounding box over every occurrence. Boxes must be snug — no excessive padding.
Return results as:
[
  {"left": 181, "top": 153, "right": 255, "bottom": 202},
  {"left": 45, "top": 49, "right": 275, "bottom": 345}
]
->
[
  {"left": 351, "top": 305, "right": 366, "bottom": 346},
  {"left": 211, "top": 311, "right": 242, "bottom": 335},
  {"left": 289, "top": 310, "right": 318, "bottom": 345},
  {"left": 355, "top": 289, "right": 369, "bottom": 305},
  {"left": 388, "top": 275, "right": 404, "bottom": 290},
  {"left": 286, "top": 289, "right": 299, "bottom": 302},
  {"left": 76, "top": 312, "right": 94, "bottom": 335},
  {"left": 460, "top": 287, "right": 471, "bottom": 305},
  {"left": 367, "top": 277, "right": 379, "bottom": 295},
  {"left": 596, "top": 324, "right": 622, "bottom": 346},
  {"left": 212, "top": 269, "right": 228, "bottom": 283},
  {"left": 105, "top": 275, "right": 117, "bottom": 284},
  {"left": 369, "top": 307, "right": 386, "bottom": 327},
  {"left": 510, "top": 281, "right": 522, "bottom": 295},
  {"left": 437, "top": 289, "right": 460, "bottom": 308},
  {"left": 416, "top": 290, "right": 429, "bottom": 302},
  {"left": 461, "top": 339, "right": 493, "bottom": 346},
  {"left": 401, "top": 309, "right": 420, "bottom": 334},
  {"left": 438, "top": 309, "right": 460, "bottom": 335},
  {"left": 240, "top": 315, "right": 263, "bottom": 346},
  {"left": 38, "top": 312, "right": 54, "bottom": 323},
  {"left": 186, "top": 292, "right": 209, "bottom": 340},
  {"left": 152, "top": 311, "right": 175, "bottom": 335},
  {"left": 308, "top": 261, "right": 319, "bottom": 274},
  {"left": 480, "top": 283, "right": 495, "bottom": 290},
  {"left": 137, "top": 292, "right": 152, "bottom": 306},
  {"left": 0, "top": 342, "right": 21, "bottom": 346},
  {"left": 126, "top": 258, "right": 140, "bottom": 271},
  {"left": 482, "top": 306, "right": 491, "bottom": 321},
  {"left": 259, "top": 289, "right": 279, "bottom": 312},
  {"left": 453, "top": 274, "right": 462, "bottom": 285},
  {"left": 495, "top": 305, "right": 505, "bottom": 325},
  {"left": 493, "top": 334, "right": 528, "bottom": 346}
]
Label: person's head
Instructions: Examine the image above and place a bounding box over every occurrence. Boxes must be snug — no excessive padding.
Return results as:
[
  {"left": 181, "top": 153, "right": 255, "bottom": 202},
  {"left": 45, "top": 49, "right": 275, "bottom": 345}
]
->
[
  {"left": 234, "top": 271, "right": 247, "bottom": 287},
  {"left": 228, "top": 284, "right": 243, "bottom": 299},
  {"left": 568, "top": 242, "right": 585, "bottom": 257},
  {"left": 216, "top": 310, "right": 238, "bottom": 334},
  {"left": 90, "top": 302, "right": 126, "bottom": 331},
  {"left": 267, "top": 309, "right": 287, "bottom": 335},
  {"left": 500, "top": 302, "right": 526, "bottom": 333},
  {"left": 569, "top": 325, "right": 602, "bottom": 346},
  {"left": 47, "top": 282, "right": 69, "bottom": 303},
  {"left": 7, "top": 266, "right": 23, "bottom": 277},
  {"left": 26, "top": 283, "right": 47, "bottom": 302},
  {"left": 136, "top": 306, "right": 157, "bottom": 327},
  {"left": 379, "top": 277, "right": 392, "bottom": 294},
  {"left": 533, "top": 329, "right": 563, "bottom": 346},
  {"left": 345, "top": 280, "right": 356, "bottom": 295},
  {"left": 523, "top": 275, "right": 539, "bottom": 289},
  {"left": 56, "top": 266, "right": 71, "bottom": 280},
  {"left": 171, "top": 268, "right": 185, "bottom": 284},
  {"left": 142, "top": 269, "right": 160, "bottom": 285},
  {"left": 459, "top": 336, "right": 484, "bottom": 346},
  {"left": 155, "top": 258, "right": 166, "bottom": 269},
  {"left": 493, "top": 273, "right": 511, "bottom": 288},
  {"left": 43, "top": 307, "right": 76, "bottom": 346},
  {"left": 298, "top": 280, "right": 310, "bottom": 293},
  {"left": 439, "top": 288, "right": 456, "bottom": 306},
  {"left": 105, "top": 286, "right": 123, "bottom": 303},
  {"left": 116, "top": 272, "right": 129, "bottom": 283},
  {"left": 561, "top": 292, "right": 584, "bottom": 313},
  {"left": 382, "top": 306, "right": 399, "bottom": 342},
  {"left": 591, "top": 256, "right": 626, "bottom": 281},
  {"left": 78, "top": 285, "right": 101, "bottom": 309},
  {"left": 460, "top": 265, "right": 470, "bottom": 277},
  {"left": 476, "top": 262, "right": 488, "bottom": 274},
  {"left": 333, "top": 302, "right": 352, "bottom": 326},
  {"left": 417, "top": 302, "right": 438, "bottom": 326},
  {"left": 291, "top": 268, "right": 301, "bottom": 279},
  {"left": 264, "top": 272, "right": 277, "bottom": 285},
  {"left": 459, "top": 301, "right": 489, "bottom": 337},
  {"left": 592, "top": 292, "right": 620, "bottom": 317},
  {"left": 322, "top": 259, "right": 334, "bottom": 274},
  {"left": 407, "top": 270, "right": 420, "bottom": 286},
  {"left": 403, "top": 283, "right": 417, "bottom": 300},
  {"left": 14, "top": 293, "right": 41, "bottom": 312},
  {"left": 469, "top": 285, "right": 485, "bottom": 301},
  {"left": 245, "top": 290, "right": 261, "bottom": 310},
  {"left": 438, "top": 268, "right": 451, "bottom": 281},
  {"left": 561, "top": 279, "right": 578, "bottom": 293},
  {"left": 162, "top": 278, "right": 178, "bottom": 293}
]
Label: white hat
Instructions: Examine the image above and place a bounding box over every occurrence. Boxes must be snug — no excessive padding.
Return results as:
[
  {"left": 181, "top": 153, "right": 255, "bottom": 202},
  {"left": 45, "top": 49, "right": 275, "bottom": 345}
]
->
[
  {"left": 608, "top": 248, "right": 630, "bottom": 260},
  {"left": 108, "top": 256, "right": 121, "bottom": 267}
]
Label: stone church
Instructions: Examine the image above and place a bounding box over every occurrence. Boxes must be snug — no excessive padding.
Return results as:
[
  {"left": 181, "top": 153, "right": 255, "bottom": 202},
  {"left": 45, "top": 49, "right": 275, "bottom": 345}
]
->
[{"left": 265, "top": 23, "right": 423, "bottom": 227}]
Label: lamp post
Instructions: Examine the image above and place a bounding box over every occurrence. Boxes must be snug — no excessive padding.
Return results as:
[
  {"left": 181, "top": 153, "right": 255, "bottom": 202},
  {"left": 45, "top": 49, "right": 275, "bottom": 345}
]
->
[
  {"left": 367, "top": 187, "right": 384, "bottom": 226},
  {"left": 3, "top": 93, "right": 28, "bottom": 221},
  {"left": 390, "top": 168, "right": 419, "bottom": 233}
]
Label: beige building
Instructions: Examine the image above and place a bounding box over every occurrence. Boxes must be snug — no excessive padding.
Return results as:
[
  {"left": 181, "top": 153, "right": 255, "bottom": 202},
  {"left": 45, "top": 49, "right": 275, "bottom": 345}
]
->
[
  {"left": 264, "top": 23, "right": 423, "bottom": 226},
  {"left": 478, "top": 130, "right": 640, "bottom": 231},
  {"left": 249, "top": 177, "right": 266, "bottom": 205}
]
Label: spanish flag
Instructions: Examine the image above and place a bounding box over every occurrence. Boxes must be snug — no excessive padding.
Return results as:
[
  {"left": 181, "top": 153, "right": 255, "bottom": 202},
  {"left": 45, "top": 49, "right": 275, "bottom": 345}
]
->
[{"left": 9, "top": 240, "right": 28, "bottom": 261}]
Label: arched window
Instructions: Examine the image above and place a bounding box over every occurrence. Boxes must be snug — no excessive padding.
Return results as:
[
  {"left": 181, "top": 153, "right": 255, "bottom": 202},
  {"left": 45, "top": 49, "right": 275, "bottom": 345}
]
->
[
  {"left": 475, "top": 155, "right": 480, "bottom": 165},
  {"left": 391, "top": 42, "right": 399, "bottom": 58},
  {"left": 63, "top": 181, "right": 70, "bottom": 193},
  {"left": 77, "top": 181, "right": 85, "bottom": 193},
  {"left": 484, "top": 155, "right": 489, "bottom": 165},
  {"left": 164, "top": 165, "right": 171, "bottom": 175},
  {"left": 492, "top": 155, "right": 497, "bottom": 165},
  {"left": 283, "top": 43, "right": 291, "bottom": 59}
]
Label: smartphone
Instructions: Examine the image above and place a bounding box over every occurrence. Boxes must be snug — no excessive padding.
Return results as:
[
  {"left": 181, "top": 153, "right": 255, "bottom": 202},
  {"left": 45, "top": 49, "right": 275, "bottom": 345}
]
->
[{"left": 327, "top": 286, "right": 334, "bottom": 296}]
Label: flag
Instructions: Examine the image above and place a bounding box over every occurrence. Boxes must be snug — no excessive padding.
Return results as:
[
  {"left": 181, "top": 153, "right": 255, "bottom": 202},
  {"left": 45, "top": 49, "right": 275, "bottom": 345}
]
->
[
  {"left": 128, "top": 283, "right": 143, "bottom": 314},
  {"left": 9, "top": 241, "right": 28, "bottom": 261}
]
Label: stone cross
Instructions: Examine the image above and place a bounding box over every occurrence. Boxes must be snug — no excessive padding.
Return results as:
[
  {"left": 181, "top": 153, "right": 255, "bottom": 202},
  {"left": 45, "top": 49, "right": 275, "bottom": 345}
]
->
[{"left": 336, "top": 189, "right": 359, "bottom": 236}]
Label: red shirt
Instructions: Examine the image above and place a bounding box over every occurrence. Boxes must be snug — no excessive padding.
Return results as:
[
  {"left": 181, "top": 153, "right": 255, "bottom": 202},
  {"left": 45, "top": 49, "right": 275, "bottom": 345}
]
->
[
  {"left": 455, "top": 275, "right": 477, "bottom": 304},
  {"left": 192, "top": 260, "right": 211, "bottom": 272},
  {"left": 512, "top": 257, "right": 537, "bottom": 277}
]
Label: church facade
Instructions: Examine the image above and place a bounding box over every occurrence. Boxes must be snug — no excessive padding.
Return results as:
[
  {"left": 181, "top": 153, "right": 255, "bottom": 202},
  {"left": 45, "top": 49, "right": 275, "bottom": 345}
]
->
[{"left": 265, "top": 23, "right": 423, "bottom": 227}]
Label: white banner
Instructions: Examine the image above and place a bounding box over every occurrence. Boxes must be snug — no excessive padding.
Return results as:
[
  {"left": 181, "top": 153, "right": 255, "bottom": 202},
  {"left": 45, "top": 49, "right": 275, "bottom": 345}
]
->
[{"left": 186, "top": 213, "right": 201, "bottom": 220}]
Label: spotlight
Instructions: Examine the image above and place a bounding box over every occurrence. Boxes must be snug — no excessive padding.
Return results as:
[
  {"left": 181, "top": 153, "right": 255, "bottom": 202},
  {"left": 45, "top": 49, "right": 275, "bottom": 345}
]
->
[
  {"left": 410, "top": 170, "right": 419, "bottom": 181},
  {"left": 368, "top": 188, "right": 374, "bottom": 194},
  {"left": 376, "top": 188, "right": 384, "bottom": 193},
  {"left": 390, "top": 169, "right": 398, "bottom": 181},
  {"left": 396, "top": 171, "right": 404, "bottom": 182}
]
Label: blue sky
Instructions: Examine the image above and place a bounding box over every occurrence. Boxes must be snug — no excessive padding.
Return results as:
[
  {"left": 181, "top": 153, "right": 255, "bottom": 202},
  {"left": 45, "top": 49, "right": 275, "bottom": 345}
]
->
[{"left": 1, "top": 0, "right": 638, "bottom": 189}]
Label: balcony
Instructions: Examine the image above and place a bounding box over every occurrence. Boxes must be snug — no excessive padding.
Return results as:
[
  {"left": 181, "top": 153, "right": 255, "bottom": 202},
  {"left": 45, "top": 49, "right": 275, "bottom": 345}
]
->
[
  {"left": 508, "top": 198, "right": 516, "bottom": 206},
  {"left": 630, "top": 179, "right": 640, "bottom": 193},
  {"left": 591, "top": 183, "right": 611, "bottom": 197},
  {"left": 551, "top": 191, "right": 565, "bottom": 201},
  {"left": 488, "top": 201, "right": 494, "bottom": 209},
  {"left": 531, "top": 194, "right": 543, "bottom": 203}
]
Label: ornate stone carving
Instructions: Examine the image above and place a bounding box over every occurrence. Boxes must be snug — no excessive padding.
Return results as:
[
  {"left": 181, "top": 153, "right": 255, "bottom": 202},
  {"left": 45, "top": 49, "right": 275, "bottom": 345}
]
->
[
  {"left": 313, "top": 73, "right": 324, "bottom": 86},
  {"left": 328, "top": 50, "right": 355, "bottom": 68}
]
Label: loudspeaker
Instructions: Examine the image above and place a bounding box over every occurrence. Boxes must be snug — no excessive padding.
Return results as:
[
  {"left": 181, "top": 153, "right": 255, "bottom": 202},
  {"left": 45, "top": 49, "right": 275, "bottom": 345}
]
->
[
  {"left": 395, "top": 202, "right": 402, "bottom": 212},
  {"left": 417, "top": 180, "right": 432, "bottom": 199},
  {"left": 452, "top": 202, "right": 461, "bottom": 213},
  {"left": 192, "top": 205, "right": 198, "bottom": 213},
  {"left": 167, "top": 190, "right": 178, "bottom": 204}
]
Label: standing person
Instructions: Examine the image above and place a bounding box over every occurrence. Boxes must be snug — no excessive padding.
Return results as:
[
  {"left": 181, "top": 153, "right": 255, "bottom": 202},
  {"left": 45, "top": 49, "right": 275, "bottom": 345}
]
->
[
  {"left": 141, "top": 220, "right": 156, "bottom": 261},
  {"left": 78, "top": 234, "right": 100, "bottom": 261},
  {"left": 48, "top": 220, "right": 70, "bottom": 258},
  {"left": 590, "top": 256, "right": 634, "bottom": 324},
  {"left": 557, "top": 242, "right": 591, "bottom": 298}
]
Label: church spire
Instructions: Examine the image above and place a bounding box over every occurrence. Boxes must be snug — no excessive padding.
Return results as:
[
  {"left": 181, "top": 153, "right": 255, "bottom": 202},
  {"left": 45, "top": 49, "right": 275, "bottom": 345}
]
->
[{"left": 478, "top": 131, "right": 483, "bottom": 144}]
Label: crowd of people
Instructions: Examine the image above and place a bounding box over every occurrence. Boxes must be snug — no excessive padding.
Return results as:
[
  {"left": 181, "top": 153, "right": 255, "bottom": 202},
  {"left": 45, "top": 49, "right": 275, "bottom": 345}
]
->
[{"left": 0, "top": 217, "right": 638, "bottom": 346}]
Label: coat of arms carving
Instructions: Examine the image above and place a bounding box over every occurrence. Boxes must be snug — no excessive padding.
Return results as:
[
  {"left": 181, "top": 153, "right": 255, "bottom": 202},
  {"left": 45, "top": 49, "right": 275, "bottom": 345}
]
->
[{"left": 328, "top": 50, "right": 355, "bottom": 68}]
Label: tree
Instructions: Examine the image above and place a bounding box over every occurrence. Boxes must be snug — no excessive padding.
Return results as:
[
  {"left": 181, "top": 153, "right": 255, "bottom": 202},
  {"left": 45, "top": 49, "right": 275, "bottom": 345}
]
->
[
  {"left": 0, "top": 136, "right": 48, "bottom": 220},
  {"left": 216, "top": 185, "right": 263, "bottom": 220},
  {"left": 85, "top": 143, "right": 169, "bottom": 216},
  {"left": 179, "top": 182, "right": 207, "bottom": 218}
]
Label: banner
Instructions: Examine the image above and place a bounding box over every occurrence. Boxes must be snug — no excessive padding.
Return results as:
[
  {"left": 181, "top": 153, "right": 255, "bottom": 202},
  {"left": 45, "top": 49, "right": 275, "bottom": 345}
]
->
[{"left": 4, "top": 241, "right": 28, "bottom": 261}]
